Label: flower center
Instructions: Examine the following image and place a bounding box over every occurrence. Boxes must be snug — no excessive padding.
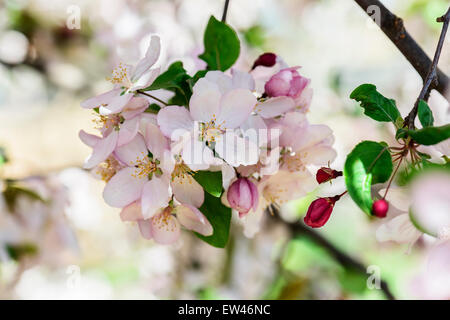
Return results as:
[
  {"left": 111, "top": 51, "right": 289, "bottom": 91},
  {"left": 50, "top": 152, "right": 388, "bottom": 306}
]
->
[
  {"left": 92, "top": 114, "right": 121, "bottom": 130},
  {"left": 200, "top": 114, "right": 225, "bottom": 143},
  {"left": 106, "top": 62, "right": 133, "bottom": 89},
  {"left": 96, "top": 157, "right": 121, "bottom": 182},
  {"left": 171, "top": 162, "right": 194, "bottom": 181},
  {"left": 130, "top": 153, "right": 161, "bottom": 179},
  {"left": 152, "top": 207, "right": 176, "bottom": 232}
]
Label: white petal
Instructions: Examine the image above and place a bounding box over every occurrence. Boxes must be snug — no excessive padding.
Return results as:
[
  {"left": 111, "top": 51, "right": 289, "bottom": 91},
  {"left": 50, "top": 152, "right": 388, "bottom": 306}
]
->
[
  {"left": 141, "top": 178, "right": 171, "bottom": 219},
  {"left": 132, "top": 35, "right": 161, "bottom": 81},
  {"left": 150, "top": 213, "right": 181, "bottom": 244},
  {"left": 204, "top": 71, "right": 233, "bottom": 93},
  {"left": 79, "top": 130, "right": 100, "bottom": 148},
  {"left": 120, "top": 201, "right": 144, "bottom": 221},
  {"left": 114, "top": 133, "right": 148, "bottom": 166},
  {"left": 177, "top": 204, "right": 212, "bottom": 236},
  {"left": 131, "top": 67, "right": 160, "bottom": 91},
  {"left": 189, "top": 88, "right": 221, "bottom": 123},
  {"left": 256, "top": 97, "right": 295, "bottom": 118},
  {"left": 231, "top": 69, "right": 255, "bottom": 90},
  {"left": 215, "top": 131, "right": 259, "bottom": 167},
  {"left": 81, "top": 89, "right": 119, "bottom": 109},
  {"left": 143, "top": 122, "right": 169, "bottom": 160},
  {"left": 117, "top": 117, "right": 140, "bottom": 147},
  {"left": 157, "top": 105, "right": 194, "bottom": 140},
  {"left": 83, "top": 130, "right": 118, "bottom": 169},
  {"left": 172, "top": 175, "right": 204, "bottom": 207},
  {"left": 137, "top": 219, "right": 153, "bottom": 240},
  {"left": 217, "top": 89, "right": 256, "bottom": 129},
  {"left": 103, "top": 167, "right": 146, "bottom": 208},
  {"left": 376, "top": 214, "right": 422, "bottom": 244},
  {"left": 99, "top": 92, "right": 133, "bottom": 115}
]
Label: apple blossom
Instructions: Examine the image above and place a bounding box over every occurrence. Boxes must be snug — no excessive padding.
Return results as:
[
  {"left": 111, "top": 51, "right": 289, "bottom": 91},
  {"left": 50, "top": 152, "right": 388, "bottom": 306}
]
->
[{"left": 227, "top": 177, "right": 259, "bottom": 218}]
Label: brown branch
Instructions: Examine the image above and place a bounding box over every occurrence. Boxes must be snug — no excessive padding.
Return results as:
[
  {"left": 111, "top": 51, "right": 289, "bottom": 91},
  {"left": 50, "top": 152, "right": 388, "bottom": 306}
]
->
[
  {"left": 354, "top": 0, "right": 449, "bottom": 98},
  {"left": 270, "top": 207, "right": 395, "bottom": 300},
  {"left": 221, "top": 0, "right": 230, "bottom": 23},
  {"left": 136, "top": 90, "right": 168, "bottom": 106},
  {"left": 404, "top": 6, "right": 450, "bottom": 129}
]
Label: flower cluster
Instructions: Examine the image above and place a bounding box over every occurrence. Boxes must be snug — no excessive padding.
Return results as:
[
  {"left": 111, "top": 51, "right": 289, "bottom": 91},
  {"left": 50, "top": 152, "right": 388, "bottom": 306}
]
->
[{"left": 80, "top": 35, "right": 337, "bottom": 245}]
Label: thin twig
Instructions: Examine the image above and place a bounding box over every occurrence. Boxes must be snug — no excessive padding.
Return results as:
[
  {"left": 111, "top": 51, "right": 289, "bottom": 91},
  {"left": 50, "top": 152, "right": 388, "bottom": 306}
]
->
[
  {"left": 270, "top": 208, "right": 395, "bottom": 300},
  {"left": 136, "top": 90, "right": 168, "bottom": 106},
  {"left": 221, "top": 0, "right": 230, "bottom": 23},
  {"left": 404, "top": 6, "right": 450, "bottom": 129},
  {"left": 354, "top": 0, "right": 449, "bottom": 98}
]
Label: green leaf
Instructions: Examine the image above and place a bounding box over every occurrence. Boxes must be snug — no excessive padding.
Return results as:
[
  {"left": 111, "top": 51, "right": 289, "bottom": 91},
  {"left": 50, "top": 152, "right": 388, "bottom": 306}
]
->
[
  {"left": 350, "top": 84, "right": 402, "bottom": 126},
  {"left": 195, "top": 192, "right": 231, "bottom": 248},
  {"left": 145, "top": 103, "right": 161, "bottom": 114},
  {"left": 0, "top": 147, "right": 8, "bottom": 167},
  {"left": 417, "top": 99, "right": 434, "bottom": 127},
  {"left": 344, "top": 141, "right": 393, "bottom": 215},
  {"left": 193, "top": 170, "right": 223, "bottom": 197},
  {"left": 199, "top": 16, "right": 240, "bottom": 71},
  {"left": 143, "top": 61, "right": 192, "bottom": 106},
  {"left": 407, "top": 124, "right": 450, "bottom": 146}
]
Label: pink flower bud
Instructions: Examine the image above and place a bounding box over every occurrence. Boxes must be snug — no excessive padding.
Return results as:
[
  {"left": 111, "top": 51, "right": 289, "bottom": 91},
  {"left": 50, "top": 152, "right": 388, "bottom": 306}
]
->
[
  {"left": 304, "top": 196, "right": 340, "bottom": 228},
  {"left": 227, "top": 178, "right": 259, "bottom": 218},
  {"left": 264, "top": 67, "right": 310, "bottom": 98},
  {"left": 316, "top": 167, "right": 343, "bottom": 184},
  {"left": 251, "top": 53, "right": 277, "bottom": 70},
  {"left": 372, "top": 199, "right": 389, "bottom": 218}
]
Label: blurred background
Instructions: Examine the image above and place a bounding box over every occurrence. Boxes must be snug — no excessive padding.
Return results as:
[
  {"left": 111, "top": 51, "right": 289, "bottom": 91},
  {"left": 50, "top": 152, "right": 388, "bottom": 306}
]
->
[{"left": 0, "top": 0, "right": 449, "bottom": 299}]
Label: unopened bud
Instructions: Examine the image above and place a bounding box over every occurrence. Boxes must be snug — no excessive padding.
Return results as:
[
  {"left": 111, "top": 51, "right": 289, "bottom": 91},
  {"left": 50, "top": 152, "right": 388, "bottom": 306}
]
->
[
  {"left": 372, "top": 199, "right": 389, "bottom": 218},
  {"left": 316, "top": 167, "right": 342, "bottom": 184},
  {"left": 251, "top": 53, "right": 277, "bottom": 70},
  {"left": 227, "top": 178, "right": 259, "bottom": 218},
  {"left": 304, "top": 195, "right": 340, "bottom": 228}
]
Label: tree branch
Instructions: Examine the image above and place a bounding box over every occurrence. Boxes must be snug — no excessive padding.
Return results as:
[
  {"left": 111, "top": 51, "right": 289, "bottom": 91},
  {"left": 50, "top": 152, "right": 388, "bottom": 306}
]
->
[
  {"left": 405, "top": 6, "right": 450, "bottom": 129},
  {"left": 270, "top": 207, "right": 395, "bottom": 300},
  {"left": 354, "top": 0, "right": 449, "bottom": 98},
  {"left": 221, "top": 0, "right": 230, "bottom": 23}
]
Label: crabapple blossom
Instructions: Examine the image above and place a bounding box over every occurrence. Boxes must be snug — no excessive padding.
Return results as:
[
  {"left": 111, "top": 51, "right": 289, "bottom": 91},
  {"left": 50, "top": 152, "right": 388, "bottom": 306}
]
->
[
  {"left": 304, "top": 196, "right": 340, "bottom": 228},
  {"left": 227, "top": 177, "right": 259, "bottom": 218}
]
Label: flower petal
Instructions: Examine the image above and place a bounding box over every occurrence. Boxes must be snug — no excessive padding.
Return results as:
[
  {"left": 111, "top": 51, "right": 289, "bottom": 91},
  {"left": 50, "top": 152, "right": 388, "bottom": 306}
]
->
[
  {"left": 138, "top": 219, "right": 153, "bottom": 240},
  {"left": 204, "top": 71, "right": 232, "bottom": 93},
  {"left": 81, "top": 89, "right": 119, "bottom": 109},
  {"left": 99, "top": 92, "right": 133, "bottom": 115},
  {"left": 114, "top": 133, "right": 148, "bottom": 166},
  {"left": 141, "top": 178, "right": 171, "bottom": 219},
  {"left": 215, "top": 131, "right": 259, "bottom": 166},
  {"left": 189, "top": 86, "right": 221, "bottom": 123},
  {"left": 217, "top": 89, "right": 256, "bottom": 128},
  {"left": 120, "top": 201, "right": 144, "bottom": 221},
  {"left": 117, "top": 117, "right": 140, "bottom": 147},
  {"left": 172, "top": 175, "right": 204, "bottom": 207},
  {"left": 103, "top": 167, "right": 146, "bottom": 208},
  {"left": 177, "top": 204, "right": 213, "bottom": 236},
  {"left": 79, "top": 130, "right": 100, "bottom": 148},
  {"left": 256, "top": 96, "right": 295, "bottom": 118},
  {"left": 131, "top": 67, "right": 160, "bottom": 91},
  {"left": 132, "top": 35, "right": 161, "bottom": 81},
  {"left": 83, "top": 130, "right": 118, "bottom": 169},
  {"left": 231, "top": 69, "right": 255, "bottom": 90},
  {"left": 143, "top": 122, "right": 169, "bottom": 159},
  {"left": 157, "top": 105, "right": 194, "bottom": 140},
  {"left": 122, "top": 97, "right": 149, "bottom": 119}
]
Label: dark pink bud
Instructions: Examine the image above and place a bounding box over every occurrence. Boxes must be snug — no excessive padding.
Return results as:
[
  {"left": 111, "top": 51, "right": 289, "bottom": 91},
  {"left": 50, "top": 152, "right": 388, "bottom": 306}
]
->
[
  {"left": 304, "top": 196, "right": 340, "bottom": 228},
  {"left": 251, "top": 53, "right": 277, "bottom": 70},
  {"left": 316, "top": 167, "right": 343, "bottom": 184},
  {"left": 264, "top": 67, "right": 310, "bottom": 98},
  {"left": 372, "top": 199, "right": 389, "bottom": 218},
  {"left": 227, "top": 178, "right": 259, "bottom": 218}
]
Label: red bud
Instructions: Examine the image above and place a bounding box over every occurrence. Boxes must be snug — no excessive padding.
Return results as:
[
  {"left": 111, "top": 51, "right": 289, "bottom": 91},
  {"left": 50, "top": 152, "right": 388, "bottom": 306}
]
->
[
  {"left": 372, "top": 199, "right": 389, "bottom": 218},
  {"left": 251, "top": 53, "right": 277, "bottom": 70},
  {"left": 304, "top": 196, "right": 340, "bottom": 228},
  {"left": 316, "top": 167, "right": 342, "bottom": 184}
]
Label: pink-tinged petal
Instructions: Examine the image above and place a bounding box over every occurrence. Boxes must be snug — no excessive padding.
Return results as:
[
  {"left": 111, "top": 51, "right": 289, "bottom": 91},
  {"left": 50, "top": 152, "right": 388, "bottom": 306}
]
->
[
  {"left": 114, "top": 133, "right": 148, "bottom": 166},
  {"left": 120, "top": 201, "right": 144, "bottom": 221},
  {"left": 376, "top": 214, "right": 422, "bottom": 244},
  {"left": 99, "top": 93, "right": 133, "bottom": 115},
  {"left": 79, "top": 130, "right": 100, "bottom": 148},
  {"left": 83, "top": 130, "right": 119, "bottom": 169},
  {"left": 204, "top": 71, "right": 233, "bottom": 93},
  {"left": 217, "top": 89, "right": 256, "bottom": 128},
  {"left": 157, "top": 106, "right": 194, "bottom": 140},
  {"left": 132, "top": 35, "right": 161, "bottom": 81},
  {"left": 221, "top": 163, "right": 236, "bottom": 190},
  {"left": 137, "top": 219, "right": 153, "bottom": 240},
  {"left": 231, "top": 69, "right": 255, "bottom": 90},
  {"left": 215, "top": 131, "right": 259, "bottom": 167},
  {"left": 117, "top": 117, "right": 140, "bottom": 147},
  {"left": 294, "top": 87, "right": 313, "bottom": 112},
  {"left": 256, "top": 97, "right": 295, "bottom": 118},
  {"left": 291, "top": 124, "right": 334, "bottom": 152},
  {"left": 172, "top": 175, "right": 204, "bottom": 207},
  {"left": 150, "top": 213, "right": 180, "bottom": 245},
  {"left": 181, "top": 137, "right": 222, "bottom": 170},
  {"left": 176, "top": 204, "right": 212, "bottom": 236},
  {"left": 103, "top": 167, "right": 146, "bottom": 208},
  {"left": 131, "top": 67, "right": 160, "bottom": 91},
  {"left": 144, "top": 122, "right": 169, "bottom": 159},
  {"left": 302, "top": 146, "right": 337, "bottom": 166},
  {"left": 81, "top": 89, "right": 119, "bottom": 109},
  {"left": 189, "top": 88, "right": 221, "bottom": 123},
  {"left": 122, "top": 97, "right": 149, "bottom": 119},
  {"left": 141, "top": 178, "right": 171, "bottom": 219}
]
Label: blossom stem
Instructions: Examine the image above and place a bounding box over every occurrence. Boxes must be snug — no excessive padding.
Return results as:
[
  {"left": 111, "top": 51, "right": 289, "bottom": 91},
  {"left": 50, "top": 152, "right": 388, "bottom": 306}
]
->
[
  {"left": 136, "top": 90, "right": 169, "bottom": 106},
  {"left": 383, "top": 155, "right": 403, "bottom": 199}
]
